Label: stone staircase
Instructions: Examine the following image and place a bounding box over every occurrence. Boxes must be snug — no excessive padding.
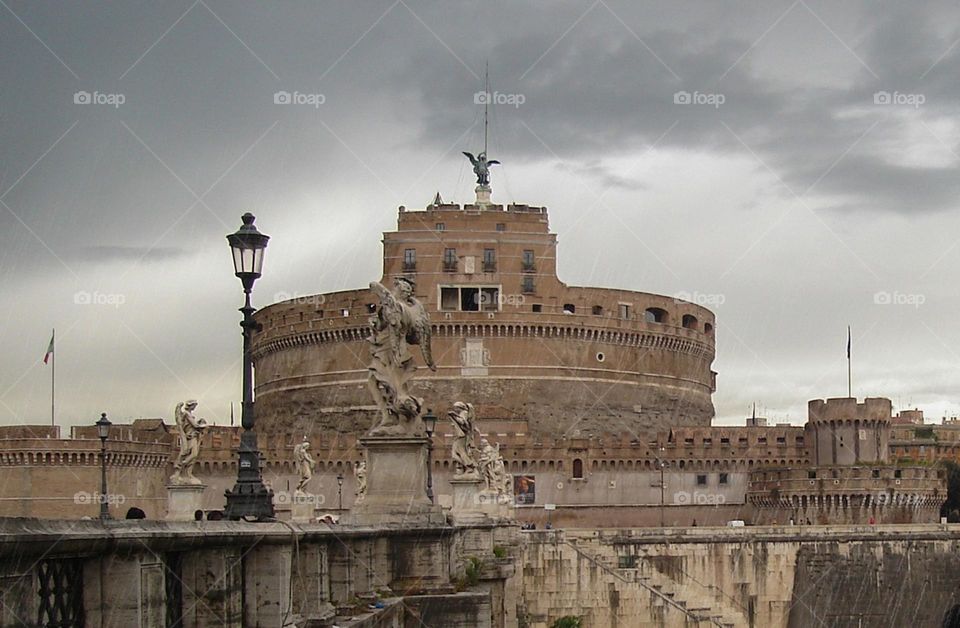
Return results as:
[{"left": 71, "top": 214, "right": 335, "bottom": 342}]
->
[{"left": 562, "top": 539, "right": 749, "bottom": 628}]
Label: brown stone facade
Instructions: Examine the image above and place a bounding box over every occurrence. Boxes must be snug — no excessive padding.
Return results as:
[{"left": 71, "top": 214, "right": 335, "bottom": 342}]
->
[{"left": 251, "top": 201, "right": 717, "bottom": 438}]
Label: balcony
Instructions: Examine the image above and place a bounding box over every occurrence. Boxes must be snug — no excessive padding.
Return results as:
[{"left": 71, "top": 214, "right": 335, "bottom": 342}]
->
[
  {"left": 521, "top": 262, "right": 536, "bottom": 273},
  {"left": 402, "top": 262, "right": 416, "bottom": 273},
  {"left": 442, "top": 261, "right": 458, "bottom": 273},
  {"left": 483, "top": 261, "right": 497, "bottom": 273}
]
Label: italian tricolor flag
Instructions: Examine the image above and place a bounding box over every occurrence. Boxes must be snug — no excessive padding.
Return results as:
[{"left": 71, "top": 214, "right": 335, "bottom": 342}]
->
[{"left": 43, "top": 332, "right": 54, "bottom": 365}]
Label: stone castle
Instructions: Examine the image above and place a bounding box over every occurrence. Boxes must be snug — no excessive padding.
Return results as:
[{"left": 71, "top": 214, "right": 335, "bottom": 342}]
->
[{"left": 0, "top": 195, "right": 950, "bottom": 528}]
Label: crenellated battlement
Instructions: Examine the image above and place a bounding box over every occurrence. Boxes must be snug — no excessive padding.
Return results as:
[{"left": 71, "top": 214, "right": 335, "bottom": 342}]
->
[{"left": 808, "top": 397, "right": 892, "bottom": 423}]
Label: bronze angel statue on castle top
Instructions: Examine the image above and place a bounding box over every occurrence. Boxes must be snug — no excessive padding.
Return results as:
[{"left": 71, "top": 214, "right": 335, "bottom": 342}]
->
[
  {"left": 366, "top": 277, "right": 436, "bottom": 436},
  {"left": 463, "top": 151, "right": 500, "bottom": 186}
]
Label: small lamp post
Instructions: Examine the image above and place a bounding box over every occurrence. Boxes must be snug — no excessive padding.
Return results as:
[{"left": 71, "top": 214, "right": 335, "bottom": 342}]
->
[
  {"left": 336, "top": 473, "right": 344, "bottom": 510},
  {"left": 423, "top": 409, "right": 438, "bottom": 503},
  {"left": 95, "top": 413, "right": 112, "bottom": 521},
  {"left": 223, "top": 213, "right": 275, "bottom": 521},
  {"left": 658, "top": 446, "right": 666, "bottom": 528}
]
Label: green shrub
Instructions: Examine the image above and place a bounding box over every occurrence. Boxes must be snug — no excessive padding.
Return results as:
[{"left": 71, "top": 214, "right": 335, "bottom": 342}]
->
[
  {"left": 493, "top": 545, "right": 507, "bottom": 559},
  {"left": 551, "top": 616, "right": 582, "bottom": 628}
]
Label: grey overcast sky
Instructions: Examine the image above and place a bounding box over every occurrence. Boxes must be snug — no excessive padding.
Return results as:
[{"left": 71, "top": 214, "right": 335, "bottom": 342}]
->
[{"left": 2, "top": 1, "right": 960, "bottom": 428}]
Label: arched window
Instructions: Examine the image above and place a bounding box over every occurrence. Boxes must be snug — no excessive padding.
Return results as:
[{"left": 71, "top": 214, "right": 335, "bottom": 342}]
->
[
  {"left": 572, "top": 458, "right": 584, "bottom": 479},
  {"left": 645, "top": 307, "right": 668, "bottom": 324},
  {"left": 682, "top": 314, "right": 698, "bottom": 330},
  {"left": 563, "top": 304, "right": 576, "bottom": 314},
  {"left": 704, "top": 322, "right": 714, "bottom": 334}
]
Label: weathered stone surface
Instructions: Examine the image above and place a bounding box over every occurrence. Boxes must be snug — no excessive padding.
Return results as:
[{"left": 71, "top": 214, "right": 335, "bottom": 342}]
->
[
  {"left": 341, "top": 436, "right": 445, "bottom": 527},
  {"left": 165, "top": 483, "right": 206, "bottom": 521}
]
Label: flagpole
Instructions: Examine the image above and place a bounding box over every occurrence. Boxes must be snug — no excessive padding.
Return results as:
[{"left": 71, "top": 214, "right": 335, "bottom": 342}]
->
[
  {"left": 51, "top": 328, "right": 55, "bottom": 427},
  {"left": 847, "top": 325, "right": 852, "bottom": 399}
]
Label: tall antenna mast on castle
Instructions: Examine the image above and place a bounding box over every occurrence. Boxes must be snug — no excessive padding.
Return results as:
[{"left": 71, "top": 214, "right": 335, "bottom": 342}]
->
[
  {"left": 462, "top": 61, "right": 501, "bottom": 208},
  {"left": 484, "top": 61, "right": 489, "bottom": 157}
]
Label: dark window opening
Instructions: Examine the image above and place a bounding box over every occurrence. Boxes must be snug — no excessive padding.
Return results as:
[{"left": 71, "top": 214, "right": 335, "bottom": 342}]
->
[
  {"left": 443, "top": 248, "right": 457, "bottom": 272},
  {"left": 403, "top": 248, "right": 416, "bottom": 272},
  {"left": 483, "top": 248, "right": 496, "bottom": 272},
  {"left": 563, "top": 303, "right": 575, "bottom": 314},
  {"left": 532, "top": 303, "right": 542, "bottom": 312},
  {"left": 522, "top": 250, "right": 536, "bottom": 272},
  {"left": 696, "top": 474, "right": 707, "bottom": 486},
  {"left": 645, "top": 308, "right": 668, "bottom": 324},
  {"left": 592, "top": 305, "right": 603, "bottom": 315},
  {"left": 719, "top": 473, "right": 729, "bottom": 485},
  {"left": 572, "top": 458, "right": 583, "bottom": 479},
  {"left": 436, "top": 223, "right": 445, "bottom": 231},
  {"left": 522, "top": 276, "right": 535, "bottom": 294},
  {"left": 682, "top": 314, "right": 698, "bottom": 329},
  {"left": 496, "top": 223, "right": 506, "bottom": 232}
]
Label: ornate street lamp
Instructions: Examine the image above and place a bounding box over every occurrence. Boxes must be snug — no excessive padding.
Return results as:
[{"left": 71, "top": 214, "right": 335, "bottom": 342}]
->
[
  {"left": 423, "top": 409, "right": 437, "bottom": 503},
  {"left": 336, "top": 473, "right": 344, "bottom": 510},
  {"left": 95, "top": 412, "right": 112, "bottom": 521},
  {"left": 223, "top": 213, "right": 275, "bottom": 521}
]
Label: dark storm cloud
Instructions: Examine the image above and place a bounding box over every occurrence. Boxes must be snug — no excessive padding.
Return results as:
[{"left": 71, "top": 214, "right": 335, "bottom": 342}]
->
[{"left": 2, "top": 1, "right": 960, "bottom": 425}]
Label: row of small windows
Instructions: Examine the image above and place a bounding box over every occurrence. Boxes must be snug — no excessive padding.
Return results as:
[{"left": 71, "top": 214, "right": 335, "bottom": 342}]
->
[
  {"left": 435, "top": 222, "right": 508, "bottom": 232},
  {"left": 402, "top": 248, "right": 535, "bottom": 273},
  {"left": 680, "top": 436, "right": 804, "bottom": 447},
  {"left": 570, "top": 458, "right": 729, "bottom": 486},
  {"left": 531, "top": 303, "right": 712, "bottom": 333}
]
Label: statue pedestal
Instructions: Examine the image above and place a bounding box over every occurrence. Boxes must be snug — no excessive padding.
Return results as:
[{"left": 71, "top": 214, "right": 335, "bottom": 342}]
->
[
  {"left": 166, "top": 484, "right": 206, "bottom": 521},
  {"left": 291, "top": 492, "right": 317, "bottom": 523},
  {"left": 450, "top": 478, "right": 514, "bottom": 523},
  {"left": 475, "top": 184, "right": 492, "bottom": 207},
  {"left": 340, "top": 436, "right": 446, "bottom": 526}
]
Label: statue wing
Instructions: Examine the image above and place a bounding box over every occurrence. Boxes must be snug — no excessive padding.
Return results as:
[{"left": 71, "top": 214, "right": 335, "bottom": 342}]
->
[
  {"left": 415, "top": 312, "right": 436, "bottom": 370},
  {"left": 369, "top": 281, "right": 400, "bottom": 314},
  {"left": 462, "top": 151, "right": 477, "bottom": 165},
  {"left": 487, "top": 160, "right": 501, "bottom": 166}
]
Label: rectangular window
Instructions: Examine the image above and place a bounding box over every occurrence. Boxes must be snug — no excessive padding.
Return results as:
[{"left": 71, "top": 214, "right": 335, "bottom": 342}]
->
[
  {"left": 684, "top": 438, "right": 694, "bottom": 446},
  {"left": 496, "top": 223, "right": 506, "bottom": 232},
  {"left": 443, "top": 248, "right": 457, "bottom": 272},
  {"left": 521, "top": 276, "right": 535, "bottom": 294},
  {"left": 403, "top": 248, "right": 416, "bottom": 271},
  {"left": 522, "top": 250, "right": 535, "bottom": 272},
  {"left": 460, "top": 287, "right": 480, "bottom": 311},
  {"left": 619, "top": 304, "right": 630, "bottom": 319},
  {"left": 483, "top": 248, "right": 496, "bottom": 272},
  {"left": 776, "top": 436, "right": 786, "bottom": 445},
  {"left": 808, "top": 470, "right": 817, "bottom": 479},
  {"left": 436, "top": 222, "right": 445, "bottom": 231},
  {"left": 532, "top": 303, "right": 542, "bottom": 313},
  {"left": 720, "top": 437, "right": 730, "bottom": 445},
  {"left": 719, "top": 473, "right": 729, "bottom": 485},
  {"left": 480, "top": 287, "right": 499, "bottom": 312},
  {"left": 757, "top": 437, "right": 767, "bottom": 445},
  {"left": 696, "top": 474, "right": 707, "bottom": 486},
  {"left": 703, "top": 438, "right": 712, "bottom": 446},
  {"left": 440, "top": 286, "right": 502, "bottom": 312},
  {"left": 441, "top": 287, "right": 459, "bottom": 311}
]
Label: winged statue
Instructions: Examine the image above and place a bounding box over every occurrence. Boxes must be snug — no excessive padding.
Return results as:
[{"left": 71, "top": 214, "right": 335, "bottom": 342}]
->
[
  {"left": 463, "top": 151, "right": 500, "bottom": 186},
  {"left": 366, "top": 276, "right": 436, "bottom": 436}
]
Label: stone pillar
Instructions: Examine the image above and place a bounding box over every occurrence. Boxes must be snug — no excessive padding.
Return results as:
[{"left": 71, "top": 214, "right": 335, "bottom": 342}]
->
[
  {"left": 165, "top": 484, "right": 206, "bottom": 521},
  {"left": 181, "top": 547, "right": 243, "bottom": 628},
  {"left": 292, "top": 542, "right": 336, "bottom": 624},
  {"left": 341, "top": 436, "right": 445, "bottom": 526},
  {"left": 83, "top": 554, "right": 164, "bottom": 628},
  {"left": 476, "top": 184, "right": 492, "bottom": 206},
  {"left": 243, "top": 544, "right": 292, "bottom": 628},
  {"left": 450, "top": 477, "right": 487, "bottom": 524}
]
